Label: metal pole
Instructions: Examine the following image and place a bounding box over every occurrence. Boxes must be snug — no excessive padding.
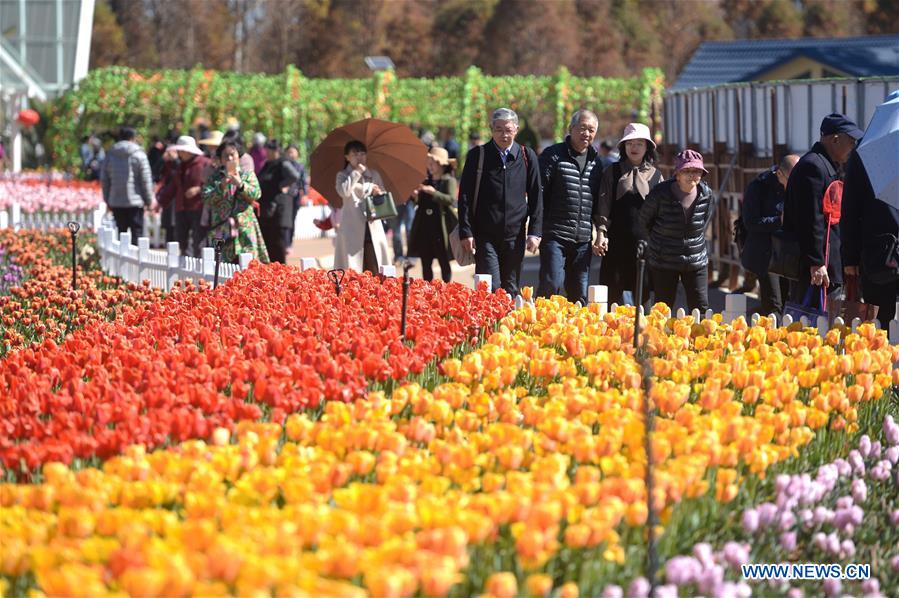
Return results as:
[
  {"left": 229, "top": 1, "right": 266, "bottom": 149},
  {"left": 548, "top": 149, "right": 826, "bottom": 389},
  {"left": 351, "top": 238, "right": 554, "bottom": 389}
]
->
[
  {"left": 634, "top": 240, "right": 647, "bottom": 346},
  {"left": 67, "top": 221, "right": 80, "bottom": 290},
  {"left": 400, "top": 260, "right": 414, "bottom": 339},
  {"left": 213, "top": 239, "right": 224, "bottom": 289},
  {"left": 634, "top": 239, "right": 656, "bottom": 595}
]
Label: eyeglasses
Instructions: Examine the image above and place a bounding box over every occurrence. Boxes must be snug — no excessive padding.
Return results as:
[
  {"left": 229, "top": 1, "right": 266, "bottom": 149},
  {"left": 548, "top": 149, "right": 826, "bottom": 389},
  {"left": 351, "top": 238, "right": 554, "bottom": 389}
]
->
[{"left": 678, "top": 170, "right": 704, "bottom": 179}]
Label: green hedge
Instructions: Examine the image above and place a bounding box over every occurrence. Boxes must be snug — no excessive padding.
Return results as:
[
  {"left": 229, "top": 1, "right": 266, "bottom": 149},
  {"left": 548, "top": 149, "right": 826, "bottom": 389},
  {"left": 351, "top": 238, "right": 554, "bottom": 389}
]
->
[{"left": 45, "top": 66, "right": 664, "bottom": 169}]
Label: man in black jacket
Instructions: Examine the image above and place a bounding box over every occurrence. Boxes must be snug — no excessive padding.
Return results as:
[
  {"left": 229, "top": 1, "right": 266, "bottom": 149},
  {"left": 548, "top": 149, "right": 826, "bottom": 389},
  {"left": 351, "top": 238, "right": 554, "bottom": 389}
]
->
[
  {"left": 841, "top": 149, "right": 899, "bottom": 327},
  {"left": 536, "top": 110, "right": 600, "bottom": 305},
  {"left": 458, "top": 108, "right": 543, "bottom": 297},
  {"left": 740, "top": 153, "right": 799, "bottom": 315},
  {"left": 783, "top": 113, "right": 863, "bottom": 309}
]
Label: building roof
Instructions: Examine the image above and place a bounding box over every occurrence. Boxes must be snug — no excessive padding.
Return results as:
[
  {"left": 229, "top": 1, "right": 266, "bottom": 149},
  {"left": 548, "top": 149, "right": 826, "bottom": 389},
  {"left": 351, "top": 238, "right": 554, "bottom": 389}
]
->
[{"left": 671, "top": 35, "right": 899, "bottom": 91}]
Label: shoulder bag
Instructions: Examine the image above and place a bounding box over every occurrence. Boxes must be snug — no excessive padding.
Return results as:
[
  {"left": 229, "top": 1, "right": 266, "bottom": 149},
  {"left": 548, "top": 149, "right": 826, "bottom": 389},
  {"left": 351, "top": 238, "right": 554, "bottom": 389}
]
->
[{"left": 449, "top": 145, "right": 485, "bottom": 266}]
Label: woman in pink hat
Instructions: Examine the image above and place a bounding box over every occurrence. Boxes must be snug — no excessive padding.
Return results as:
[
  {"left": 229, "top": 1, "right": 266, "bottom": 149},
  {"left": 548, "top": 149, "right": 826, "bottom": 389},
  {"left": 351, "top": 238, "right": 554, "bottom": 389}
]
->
[
  {"left": 593, "top": 122, "right": 664, "bottom": 305},
  {"left": 637, "top": 149, "right": 713, "bottom": 311}
]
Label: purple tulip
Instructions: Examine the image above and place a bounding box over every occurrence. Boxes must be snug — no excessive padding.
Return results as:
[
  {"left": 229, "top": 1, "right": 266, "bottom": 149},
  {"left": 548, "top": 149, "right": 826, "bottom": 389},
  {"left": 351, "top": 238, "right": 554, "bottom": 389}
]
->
[
  {"left": 851, "top": 479, "right": 868, "bottom": 503},
  {"left": 627, "top": 577, "right": 649, "bottom": 598},
  {"left": 779, "top": 510, "right": 796, "bottom": 531},
  {"left": 892, "top": 554, "right": 899, "bottom": 573},
  {"left": 885, "top": 415, "right": 899, "bottom": 446},
  {"left": 780, "top": 531, "right": 797, "bottom": 552},
  {"left": 758, "top": 503, "right": 778, "bottom": 527},
  {"left": 826, "top": 532, "right": 841, "bottom": 555},
  {"left": 840, "top": 538, "right": 855, "bottom": 558},
  {"left": 870, "top": 440, "right": 882, "bottom": 459},
  {"left": 813, "top": 532, "right": 827, "bottom": 550},
  {"left": 836, "top": 495, "right": 854, "bottom": 510},
  {"left": 693, "top": 543, "right": 715, "bottom": 569},
  {"left": 885, "top": 446, "right": 899, "bottom": 465},
  {"left": 849, "top": 450, "right": 866, "bottom": 476},
  {"left": 695, "top": 565, "right": 724, "bottom": 596},
  {"left": 862, "top": 578, "right": 881, "bottom": 595},
  {"left": 823, "top": 578, "right": 842, "bottom": 597},
  {"left": 601, "top": 586, "right": 623, "bottom": 598},
  {"left": 891, "top": 510, "right": 899, "bottom": 527},
  {"left": 665, "top": 556, "right": 700, "bottom": 586},
  {"left": 775, "top": 474, "right": 791, "bottom": 494},
  {"left": 742, "top": 508, "right": 759, "bottom": 533},
  {"left": 859, "top": 434, "right": 872, "bottom": 458},
  {"left": 834, "top": 458, "right": 851, "bottom": 477},
  {"left": 655, "top": 585, "right": 678, "bottom": 598},
  {"left": 813, "top": 506, "right": 834, "bottom": 525},
  {"left": 722, "top": 542, "right": 749, "bottom": 569},
  {"left": 786, "top": 588, "right": 804, "bottom": 598}
]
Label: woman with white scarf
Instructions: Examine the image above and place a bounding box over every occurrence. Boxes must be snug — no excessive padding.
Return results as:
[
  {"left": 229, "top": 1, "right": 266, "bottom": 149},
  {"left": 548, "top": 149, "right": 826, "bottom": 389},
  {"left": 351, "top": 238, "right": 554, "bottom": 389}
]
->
[{"left": 593, "top": 123, "right": 664, "bottom": 306}]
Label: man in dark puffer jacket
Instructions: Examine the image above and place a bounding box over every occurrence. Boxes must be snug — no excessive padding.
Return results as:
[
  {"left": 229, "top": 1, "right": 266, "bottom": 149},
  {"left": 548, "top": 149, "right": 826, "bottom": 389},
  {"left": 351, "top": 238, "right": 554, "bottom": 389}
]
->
[
  {"left": 638, "top": 149, "right": 713, "bottom": 311},
  {"left": 537, "top": 109, "right": 601, "bottom": 305}
]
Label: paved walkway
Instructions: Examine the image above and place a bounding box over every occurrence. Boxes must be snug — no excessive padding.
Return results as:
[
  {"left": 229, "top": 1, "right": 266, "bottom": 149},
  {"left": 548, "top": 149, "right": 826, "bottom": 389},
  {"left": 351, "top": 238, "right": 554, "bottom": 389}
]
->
[{"left": 287, "top": 234, "right": 760, "bottom": 315}]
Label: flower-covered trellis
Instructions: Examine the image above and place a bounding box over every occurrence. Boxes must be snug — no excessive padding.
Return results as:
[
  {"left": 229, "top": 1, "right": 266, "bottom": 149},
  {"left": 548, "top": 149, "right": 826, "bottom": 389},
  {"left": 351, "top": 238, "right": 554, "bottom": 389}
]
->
[{"left": 44, "top": 66, "right": 664, "bottom": 169}]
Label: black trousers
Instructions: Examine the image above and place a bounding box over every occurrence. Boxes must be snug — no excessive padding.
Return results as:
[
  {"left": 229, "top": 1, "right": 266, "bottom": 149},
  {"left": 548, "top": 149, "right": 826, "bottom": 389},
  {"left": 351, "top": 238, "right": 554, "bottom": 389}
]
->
[
  {"left": 651, "top": 267, "right": 710, "bottom": 312},
  {"left": 112, "top": 207, "right": 144, "bottom": 239},
  {"left": 757, "top": 271, "right": 789, "bottom": 315},
  {"left": 175, "top": 210, "right": 205, "bottom": 258},
  {"left": 362, "top": 225, "right": 378, "bottom": 274},
  {"left": 861, "top": 275, "right": 898, "bottom": 328},
  {"left": 475, "top": 230, "right": 526, "bottom": 297},
  {"left": 419, "top": 245, "right": 452, "bottom": 282},
  {"left": 259, "top": 216, "right": 286, "bottom": 264}
]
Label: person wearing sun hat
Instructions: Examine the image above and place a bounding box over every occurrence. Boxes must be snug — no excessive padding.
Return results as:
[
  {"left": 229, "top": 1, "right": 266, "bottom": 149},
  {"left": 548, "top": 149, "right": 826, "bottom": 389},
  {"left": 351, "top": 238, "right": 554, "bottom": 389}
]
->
[
  {"left": 638, "top": 148, "right": 713, "bottom": 311},
  {"left": 158, "top": 135, "right": 211, "bottom": 257},
  {"left": 593, "top": 122, "right": 664, "bottom": 306},
  {"left": 408, "top": 146, "right": 459, "bottom": 282},
  {"left": 783, "top": 113, "right": 865, "bottom": 312}
]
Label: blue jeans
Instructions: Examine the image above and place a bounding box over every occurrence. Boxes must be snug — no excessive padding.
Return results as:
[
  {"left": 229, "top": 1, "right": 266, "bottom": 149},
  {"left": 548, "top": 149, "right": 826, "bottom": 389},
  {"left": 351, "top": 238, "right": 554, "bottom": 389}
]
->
[
  {"left": 476, "top": 231, "right": 526, "bottom": 297},
  {"left": 537, "top": 237, "right": 592, "bottom": 305},
  {"left": 386, "top": 202, "right": 415, "bottom": 258}
]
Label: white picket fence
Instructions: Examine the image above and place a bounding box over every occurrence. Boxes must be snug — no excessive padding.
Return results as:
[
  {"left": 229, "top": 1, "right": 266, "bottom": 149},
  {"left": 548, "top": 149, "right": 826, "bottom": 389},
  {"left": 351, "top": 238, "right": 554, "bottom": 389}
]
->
[
  {"left": 96, "top": 226, "right": 252, "bottom": 291},
  {"left": 0, "top": 203, "right": 106, "bottom": 232}
]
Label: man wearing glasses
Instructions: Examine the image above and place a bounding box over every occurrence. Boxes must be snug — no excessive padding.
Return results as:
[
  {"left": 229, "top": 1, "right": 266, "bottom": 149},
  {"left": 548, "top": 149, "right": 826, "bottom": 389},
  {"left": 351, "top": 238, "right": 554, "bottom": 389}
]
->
[
  {"left": 783, "top": 113, "right": 864, "bottom": 311},
  {"left": 458, "top": 108, "right": 543, "bottom": 297}
]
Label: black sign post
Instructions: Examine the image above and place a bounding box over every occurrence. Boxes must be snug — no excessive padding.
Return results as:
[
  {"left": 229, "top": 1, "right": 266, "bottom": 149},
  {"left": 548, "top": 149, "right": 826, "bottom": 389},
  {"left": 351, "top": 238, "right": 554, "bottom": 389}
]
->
[
  {"left": 67, "top": 221, "right": 80, "bottom": 290},
  {"left": 213, "top": 239, "right": 224, "bottom": 289}
]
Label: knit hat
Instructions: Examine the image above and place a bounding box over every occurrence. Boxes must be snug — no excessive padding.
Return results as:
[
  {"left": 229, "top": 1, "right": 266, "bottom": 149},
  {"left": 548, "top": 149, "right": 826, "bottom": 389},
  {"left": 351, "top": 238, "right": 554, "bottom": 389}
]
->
[{"left": 674, "top": 149, "right": 708, "bottom": 174}]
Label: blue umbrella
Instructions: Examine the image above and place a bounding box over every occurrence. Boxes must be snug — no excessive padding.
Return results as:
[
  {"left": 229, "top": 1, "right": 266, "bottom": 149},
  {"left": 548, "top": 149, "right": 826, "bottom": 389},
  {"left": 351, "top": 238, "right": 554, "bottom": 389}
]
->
[{"left": 858, "top": 90, "right": 899, "bottom": 209}]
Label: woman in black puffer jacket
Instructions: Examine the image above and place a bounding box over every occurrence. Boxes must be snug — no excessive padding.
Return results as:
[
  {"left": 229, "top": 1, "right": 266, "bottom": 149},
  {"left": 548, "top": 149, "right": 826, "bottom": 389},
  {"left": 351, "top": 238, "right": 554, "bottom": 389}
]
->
[{"left": 638, "top": 149, "right": 713, "bottom": 311}]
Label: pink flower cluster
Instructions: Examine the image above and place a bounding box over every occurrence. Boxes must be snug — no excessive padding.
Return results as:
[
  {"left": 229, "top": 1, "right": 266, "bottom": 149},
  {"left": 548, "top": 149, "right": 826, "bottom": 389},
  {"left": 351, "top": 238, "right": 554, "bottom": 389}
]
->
[{"left": 0, "top": 179, "right": 103, "bottom": 213}]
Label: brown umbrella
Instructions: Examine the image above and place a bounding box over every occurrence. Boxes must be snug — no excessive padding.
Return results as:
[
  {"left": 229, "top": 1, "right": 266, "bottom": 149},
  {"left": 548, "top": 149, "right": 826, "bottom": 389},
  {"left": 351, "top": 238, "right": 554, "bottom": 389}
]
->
[{"left": 310, "top": 118, "right": 428, "bottom": 209}]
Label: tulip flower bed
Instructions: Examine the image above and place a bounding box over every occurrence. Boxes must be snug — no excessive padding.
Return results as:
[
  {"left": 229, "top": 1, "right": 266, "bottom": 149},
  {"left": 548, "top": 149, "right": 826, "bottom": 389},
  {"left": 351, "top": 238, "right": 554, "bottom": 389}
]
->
[
  {"left": 0, "top": 264, "right": 512, "bottom": 474},
  {"left": 0, "top": 229, "right": 164, "bottom": 357},
  {"left": 1, "top": 296, "right": 896, "bottom": 597},
  {"left": 0, "top": 178, "right": 102, "bottom": 212}
]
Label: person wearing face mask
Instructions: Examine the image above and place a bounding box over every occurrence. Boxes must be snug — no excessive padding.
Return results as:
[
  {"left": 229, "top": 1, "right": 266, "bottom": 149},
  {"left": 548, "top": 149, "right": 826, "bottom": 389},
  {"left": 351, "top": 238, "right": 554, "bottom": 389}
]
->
[
  {"left": 200, "top": 140, "right": 269, "bottom": 264},
  {"left": 535, "top": 110, "right": 601, "bottom": 305},
  {"left": 782, "top": 113, "right": 864, "bottom": 312},
  {"left": 593, "top": 122, "right": 664, "bottom": 306},
  {"left": 457, "top": 107, "right": 543, "bottom": 298},
  {"left": 638, "top": 150, "right": 713, "bottom": 311}
]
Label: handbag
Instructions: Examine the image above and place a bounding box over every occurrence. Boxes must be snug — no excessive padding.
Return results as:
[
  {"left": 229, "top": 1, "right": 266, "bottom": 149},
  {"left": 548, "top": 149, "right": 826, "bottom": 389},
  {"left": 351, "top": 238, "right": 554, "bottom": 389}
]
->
[
  {"left": 784, "top": 286, "right": 827, "bottom": 325},
  {"left": 840, "top": 275, "right": 879, "bottom": 322},
  {"left": 862, "top": 233, "right": 899, "bottom": 285},
  {"left": 769, "top": 231, "right": 801, "bottom": 280},
  {"left": 364, "top": 191, "right": 398, "bottom": 221},
  {"left": 449, "top": 145, "right": 485, "bottom": 266}
]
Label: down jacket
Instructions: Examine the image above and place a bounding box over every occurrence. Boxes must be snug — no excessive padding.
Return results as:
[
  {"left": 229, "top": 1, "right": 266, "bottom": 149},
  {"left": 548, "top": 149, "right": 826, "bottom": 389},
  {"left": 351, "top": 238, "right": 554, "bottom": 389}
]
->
[
  {"left": 538, "top": 137, "right": 599, "bottom": 243},
  {"left": 638, "top": 178, "right": 713, "bottom": 271},
  {"left": 100, "top": 141, "right": 154, "bottom": 208}
]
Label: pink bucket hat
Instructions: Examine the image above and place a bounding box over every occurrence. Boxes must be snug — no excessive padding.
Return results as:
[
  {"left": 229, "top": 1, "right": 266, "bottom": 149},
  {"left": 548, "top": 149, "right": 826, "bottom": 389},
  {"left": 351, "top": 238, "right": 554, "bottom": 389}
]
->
[
  {"left": 619, "top": 123, "right": 656, "bottom": 149},
  {"left": 674, "top": 149, "right": 708, "bottom": 174}
]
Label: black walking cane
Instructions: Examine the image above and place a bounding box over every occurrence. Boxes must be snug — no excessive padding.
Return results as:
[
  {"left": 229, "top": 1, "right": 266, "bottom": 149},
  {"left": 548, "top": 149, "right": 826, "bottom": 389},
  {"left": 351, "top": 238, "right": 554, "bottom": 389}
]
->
[
  {"left": 634, "top": 240, "right": 658, "bottom": 596},
  {"left": 67, "top": 221, "right": 80, "bottom": 290},
  {"left": 213, "top": 239, "right": 224, "bottom": 289}
]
